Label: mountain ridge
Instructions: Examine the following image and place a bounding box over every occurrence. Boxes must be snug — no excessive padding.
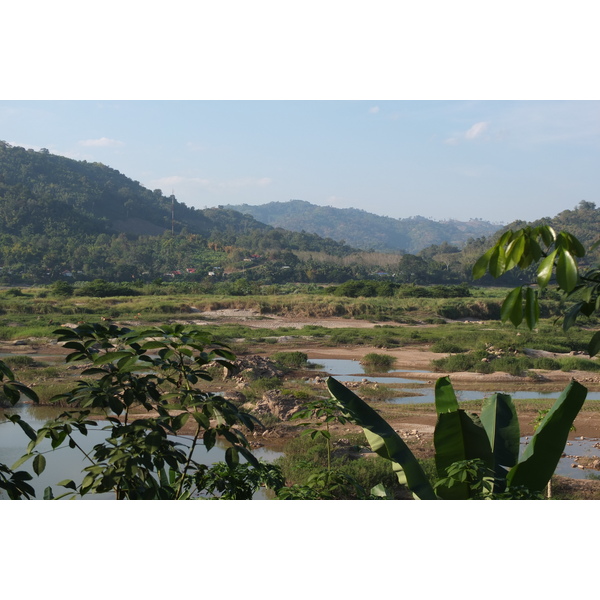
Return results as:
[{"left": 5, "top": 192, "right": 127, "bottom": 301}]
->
[{"left": 224, "top": 199, "right": 502, "bottom": 253}]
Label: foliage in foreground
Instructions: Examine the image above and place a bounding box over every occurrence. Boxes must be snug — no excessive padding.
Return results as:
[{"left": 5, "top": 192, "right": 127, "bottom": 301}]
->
[
  {"left": 474, "top": 224, "right": 600, "bottom": 356},
  {"left": 0, "top": 323, "right": 286, "bottom": 500},
  {"left": 327, "top": 375, "right": 587, "bottom": 499}
]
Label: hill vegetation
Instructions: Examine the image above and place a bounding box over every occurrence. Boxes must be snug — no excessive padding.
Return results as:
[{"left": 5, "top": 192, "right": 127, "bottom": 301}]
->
[
  {"left": 225, "top": 199, "right": 501, "bottom": 253},
  {"left": 0, "top": 142, "right": 597, "bottom": 291}
]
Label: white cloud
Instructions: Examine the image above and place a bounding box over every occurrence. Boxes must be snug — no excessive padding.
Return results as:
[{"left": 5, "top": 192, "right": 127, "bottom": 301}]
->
[
  {"left": 79, "top": 137, "right": 124, "bottom": 147},
  {"left": 465, "top": 121, "right": 489, "bottom": 140},
  {"left": 443, "top": 121, "right": 490, "bottom": 145},
  {"left": 368, "top": 106, "right": 380, "bottom": 114}
]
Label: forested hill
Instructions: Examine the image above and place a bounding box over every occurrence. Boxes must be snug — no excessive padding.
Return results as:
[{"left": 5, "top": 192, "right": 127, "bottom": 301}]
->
[
  {"left": 502, "top": 201, "right": 600, "bottom": 257},
  {"left": 0, "top": 141, "right": 274, "bottom": 239},
  {"left": 0, "top": 142, "right": 359, "bottom": 283},
  {"left": 225, "top": 199, "right": 501, "bottom": 253}
]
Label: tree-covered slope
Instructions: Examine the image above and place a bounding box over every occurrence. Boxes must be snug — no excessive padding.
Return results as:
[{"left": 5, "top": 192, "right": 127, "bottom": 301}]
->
[
  {"left": 0, "top": 143, "right": 359, "bottom": 283},
  {"left": 226, "top": 199, "right": 501, "bottom": 253},
  {"left": 0, "top": 141, "right": 273, "bottom": 239}
]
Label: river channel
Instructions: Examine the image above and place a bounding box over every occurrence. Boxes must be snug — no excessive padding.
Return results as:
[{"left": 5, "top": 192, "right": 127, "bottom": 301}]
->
[
  {"left": 311, "top": 357, "right": 600, "bottom": 480},
  {"left": 2, "top": 357, "right": 599, "bottom": 498},
  {"left": 0, "top": 404, "right": 281, "bottom": 500}
]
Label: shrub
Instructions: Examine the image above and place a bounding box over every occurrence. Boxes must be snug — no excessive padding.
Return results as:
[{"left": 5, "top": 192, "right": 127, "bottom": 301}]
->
[
  {"left": 3, "top": 288, "right": 25, "bottom": 297},
  {"left": 558, "top": 357, "right": 600, "bottom": 372},
  {"left": 432, "top": 353, "right": 477, "bottom": 372},
  {"left": 76, "top": 279, "right": 140, "bottom": 298},
  {"left": 361, "top": 353, "right": 396, "bottom": 371},
  {"left": 2, "top": 355, "right": 37, "bottom": 368},
  {"left": 531, "top": 357, "right": 561, "bottom": 370},
  {"left": 51, "top": 281, "right": 74, "bottom": 297},
  {"left": 271, "top": 351, "right": 309, "bottom": 370},
  {"left": 430, "top": 340, "right": 466, "bottom": 353}
]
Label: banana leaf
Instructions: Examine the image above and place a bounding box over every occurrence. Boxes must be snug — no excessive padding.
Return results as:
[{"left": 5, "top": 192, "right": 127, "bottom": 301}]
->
[
  {"left": 327, "top": 377, "right": 437, "bottom": 500},
  {"left": 434, "top": 410, "right": 493, "bottom": 499},
  {"left": 433, "top": 379, "right": 493, "bottom": 498},
  {"left": 506, "top": 380, "right": 587, "bottom": 492},
  {"left": 434, "top": 376, "right": 459, "bottom": 414},
  {"left": 480, "top": 393, "right": 520, "bottom": 492}
]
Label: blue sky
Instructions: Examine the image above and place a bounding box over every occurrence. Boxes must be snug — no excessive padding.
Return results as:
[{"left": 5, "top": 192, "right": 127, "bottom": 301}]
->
[{"left": 1, "top": 100, "right": 598, "bottom": 224}]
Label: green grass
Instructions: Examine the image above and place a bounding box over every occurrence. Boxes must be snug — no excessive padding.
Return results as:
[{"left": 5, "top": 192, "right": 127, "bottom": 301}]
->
[
  {"left": 361, "top": 353, "right": 396, "bottom": 371},
  {"left": 270, "top": 351, "right": 309, "bottom": 370}
]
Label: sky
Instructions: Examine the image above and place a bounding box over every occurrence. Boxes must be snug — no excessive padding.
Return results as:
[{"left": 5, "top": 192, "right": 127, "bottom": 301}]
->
[{"left": 1, "top": 99, "right": 598, "bottom": 225}]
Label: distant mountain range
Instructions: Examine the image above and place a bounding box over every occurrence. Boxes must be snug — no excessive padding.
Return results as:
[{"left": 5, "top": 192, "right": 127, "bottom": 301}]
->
[
  {"left": 225, "top": 200, "right": 502, "bottom": 253},
  {"left": 2, "top": 141, "right": 596, "bottom": 286}
]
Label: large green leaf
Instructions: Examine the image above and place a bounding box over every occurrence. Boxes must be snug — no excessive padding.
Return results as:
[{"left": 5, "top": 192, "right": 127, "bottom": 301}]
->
[
  {"left": 501, "top": 286, "right": 523, "bottom": 326},
  {"left": 556, "top": 250, "right": 578, "bottom": 292},
  {"left": 505, "top": 233, "right": 525, "bottom": 271},
  {"left": 524, "top": 287, "right": 539, "bottom": 331},
  {"left": 489, "top": 245, "right": 506, "bottom": 278},
  {"left": 93, "top": 351, "right": 135, "bottom": 365},
  {"left": 434, "top": 376, "right": 459, "bottom": 414},
  {"left": 327, "top": 377, "right": 436, "bottom": 500},
  {"left": 588, "top": 330, "right": 600, "bottom": 358},
  {"left": 537, "top": 250, "right": 557, "bottom": 288},
  {"left": 480, "top": 393, "right": 520, "bottom": 490},
  {"left": 434, "top": 411, "right": 492, "bottom": 499},
  {"left": 472, "top": 247, "right": 494, "bottom": 280},
  {"left": 506, "top": 380, "right": 587, "bottom": 492}
]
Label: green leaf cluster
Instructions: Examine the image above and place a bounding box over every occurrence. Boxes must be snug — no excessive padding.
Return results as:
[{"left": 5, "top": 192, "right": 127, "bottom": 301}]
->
[
  {"left": 0, "top": 323, "right": 284, "bottom": 500},
  {"left": 473, "top": 225, "right": 600, "bottom": 356},
  {"left": 327, "top": 375, "right": 587, "bottom": 499}
]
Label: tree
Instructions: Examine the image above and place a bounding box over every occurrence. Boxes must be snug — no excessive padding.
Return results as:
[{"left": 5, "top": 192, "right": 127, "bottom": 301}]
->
[
  {"left": 472, "top": 224, "right": 600, "bottom": 355},
  {"left": 3, "top": 324, "right": 285, "bottom": 500}
]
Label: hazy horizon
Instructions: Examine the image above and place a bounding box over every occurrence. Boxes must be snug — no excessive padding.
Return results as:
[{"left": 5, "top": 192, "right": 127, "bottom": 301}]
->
[{"left": 1, "top": 101, "right": 597, "bottom": 226}]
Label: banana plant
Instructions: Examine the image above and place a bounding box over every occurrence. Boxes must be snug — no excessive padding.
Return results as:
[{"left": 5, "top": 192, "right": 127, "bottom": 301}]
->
[{"left": 327, "top": 375, "right": 588, "bottom": 499}]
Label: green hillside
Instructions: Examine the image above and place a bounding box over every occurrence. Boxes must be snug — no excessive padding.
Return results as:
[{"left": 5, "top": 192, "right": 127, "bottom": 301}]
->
[
  {"left": 0, "top": 143, "right": 363, "bottom": 284},
  {"left": 226, "top": 199, "right": 501, "bottom": 253}
]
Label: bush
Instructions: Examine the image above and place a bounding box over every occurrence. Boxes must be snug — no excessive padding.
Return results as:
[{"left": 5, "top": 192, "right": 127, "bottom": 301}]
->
[
  {"left": 430, "top": 340, "right": 467, "bottom": 353},
  {"left": 558, "top": 357, "right": 600, "bottom": 372},
  {"left": 271, "top": 351, "right": 309, "bottom": 370},
  {"left": 361, "top": 353, "right": 396, "bottom": 371},
  {"left": 75, "top": 279, "right": 140, "bottom": 298},
  {"left": 531, "top": 357, "right": 561, "bottom": 370},
  {"left": 51, "top": 281, "right": 74, "bottom": 297},
  {"left": 1, "top": 355, "right": 37, "bottom": 369},
  {"left": 432, "top": 353, "right": 477, "bottom": 372}
]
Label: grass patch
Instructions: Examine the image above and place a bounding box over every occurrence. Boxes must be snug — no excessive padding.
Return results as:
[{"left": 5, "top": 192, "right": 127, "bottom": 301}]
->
[
  {"left": 559, "top": 357, "right": 600, "bottom": 372},
  {"left": 270, "top": 351, "right": 309, "bottom": 370},
  {"left": 361, "top": 353, "right": 396, "bottom": 371},
  {"left": 430, "top": 340, "right": 467, "bottom": 353}
]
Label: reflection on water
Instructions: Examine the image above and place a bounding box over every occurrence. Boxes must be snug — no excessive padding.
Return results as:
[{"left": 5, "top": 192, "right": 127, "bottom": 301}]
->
[
  {"left": 315, "top": 358, "right": 429, "bottom": 385},
  {"left": 0, "top": 405, "right": 281, "bottom": 500},
  {"left": 523, "top": 436, "right": 600, "bottom": 480},
  {"left": 314, "top": 358, "right": 600, "bottom": 404},
  {"left": 315, "top": 357, "right": 600, "bottom": 481}
]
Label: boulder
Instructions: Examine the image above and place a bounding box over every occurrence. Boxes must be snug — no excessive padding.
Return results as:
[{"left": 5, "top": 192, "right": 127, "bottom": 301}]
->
[
  {"left": 254, "top": 389, "right": 302, "bottom": 421},
  {"left": 219, "top": 355, "right": 283, "bottom": 381}
]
